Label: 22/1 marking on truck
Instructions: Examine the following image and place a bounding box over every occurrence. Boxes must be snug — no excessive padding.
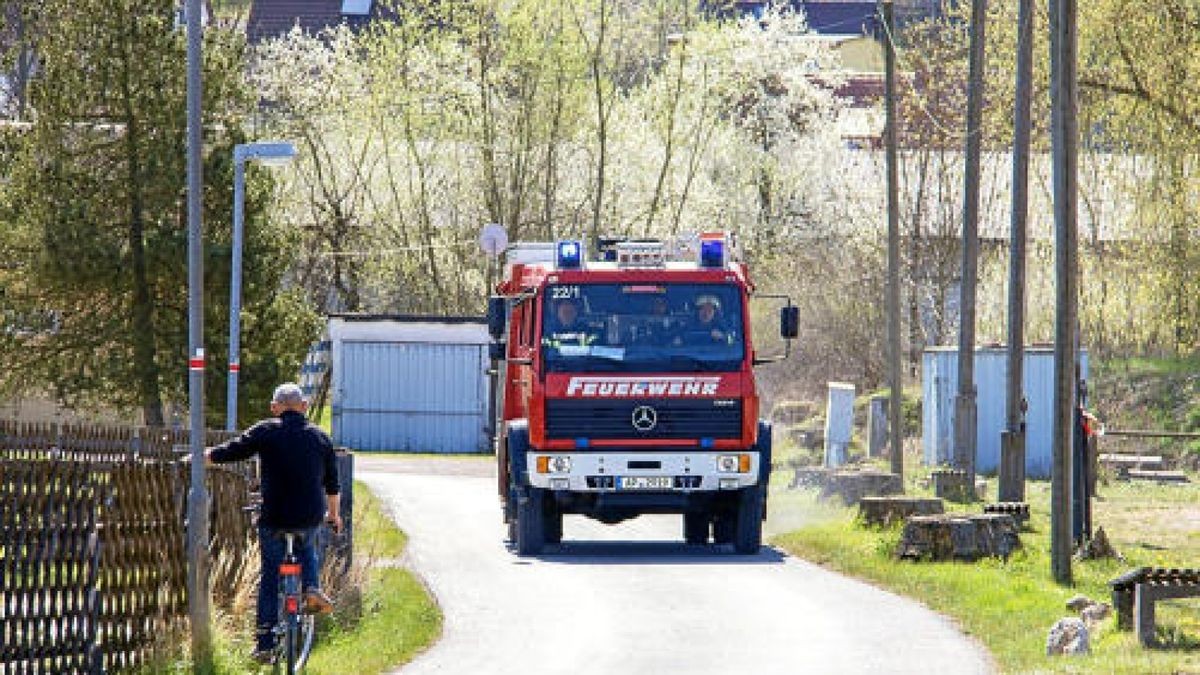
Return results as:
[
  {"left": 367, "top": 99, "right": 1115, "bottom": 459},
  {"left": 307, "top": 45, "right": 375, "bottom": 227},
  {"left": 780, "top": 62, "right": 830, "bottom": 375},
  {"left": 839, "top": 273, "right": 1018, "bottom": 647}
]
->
[
  {"left": 565, "top": 376, "right": 722, "bottom": 397},
  {"left": 551, "top": 285, "right": 581, "bottom": 299}
]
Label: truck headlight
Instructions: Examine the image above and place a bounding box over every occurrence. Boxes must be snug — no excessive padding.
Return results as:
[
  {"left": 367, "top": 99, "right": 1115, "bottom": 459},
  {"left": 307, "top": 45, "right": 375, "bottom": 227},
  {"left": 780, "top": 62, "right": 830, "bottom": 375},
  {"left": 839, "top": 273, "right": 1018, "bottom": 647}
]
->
[
  {"left": 716, "top": 454, "right": 750, "bottom": 473},
  {"left": 537, "top": 455, "right": 573, "bottom": 474}
]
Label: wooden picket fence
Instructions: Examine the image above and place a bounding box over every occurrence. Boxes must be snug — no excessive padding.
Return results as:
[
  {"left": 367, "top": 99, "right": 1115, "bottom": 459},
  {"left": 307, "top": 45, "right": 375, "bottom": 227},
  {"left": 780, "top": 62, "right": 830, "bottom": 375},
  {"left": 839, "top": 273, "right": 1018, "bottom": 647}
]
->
[{"left": 0, "top": 421, "right": 257, "bottom": 674}]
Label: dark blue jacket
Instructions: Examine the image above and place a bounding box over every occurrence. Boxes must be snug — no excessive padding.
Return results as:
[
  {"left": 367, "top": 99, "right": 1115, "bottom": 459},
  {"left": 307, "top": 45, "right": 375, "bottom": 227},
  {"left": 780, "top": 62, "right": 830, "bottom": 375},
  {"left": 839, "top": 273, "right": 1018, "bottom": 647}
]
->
[{"left": 210, "top": 411, "right": 339, "bottom": 529}]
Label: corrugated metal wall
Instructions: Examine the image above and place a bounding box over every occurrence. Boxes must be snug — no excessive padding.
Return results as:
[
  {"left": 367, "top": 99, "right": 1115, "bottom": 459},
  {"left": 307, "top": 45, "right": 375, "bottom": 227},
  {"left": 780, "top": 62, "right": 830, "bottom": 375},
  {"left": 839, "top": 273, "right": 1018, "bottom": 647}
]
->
[
  {"left": 922, "top": 347, "right": 1089, "bottom": 479},
  {"left": 334, "top": 341, "right": 490, "bottom": 453}
]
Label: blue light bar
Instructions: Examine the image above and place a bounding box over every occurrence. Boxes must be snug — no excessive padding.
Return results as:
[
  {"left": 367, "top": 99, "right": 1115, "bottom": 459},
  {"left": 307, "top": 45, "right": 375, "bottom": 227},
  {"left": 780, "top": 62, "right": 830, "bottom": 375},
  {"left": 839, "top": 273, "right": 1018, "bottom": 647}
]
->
[
  {"left": 700, "top": 437, "right": 715, "bottom": 449},
  {"left": 699, "top": 239, "right": 725, "bottom": 268},
  {"left": 574, "top": 437, "right": 590, "bottom": 449},
  {"left": 557, "top": 240, "right": 583, "bottom": 269}
]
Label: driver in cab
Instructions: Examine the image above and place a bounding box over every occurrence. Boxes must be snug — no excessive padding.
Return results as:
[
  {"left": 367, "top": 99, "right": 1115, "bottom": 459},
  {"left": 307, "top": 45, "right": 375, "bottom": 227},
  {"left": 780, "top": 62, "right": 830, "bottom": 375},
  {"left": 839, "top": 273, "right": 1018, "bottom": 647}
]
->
[
  {"left": 680, "top": 293, "right": 734, "bottom": 345},
  {"left": 544, "top": 297, "right": 598, "bottom": 348}
]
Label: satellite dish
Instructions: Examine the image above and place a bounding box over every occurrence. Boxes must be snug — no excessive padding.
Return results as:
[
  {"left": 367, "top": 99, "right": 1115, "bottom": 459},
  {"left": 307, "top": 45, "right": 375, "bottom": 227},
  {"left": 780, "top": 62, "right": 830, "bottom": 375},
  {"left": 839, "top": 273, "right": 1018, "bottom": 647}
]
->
[{"left": 479, "top": 223, "right": 508, "bottom": 257}]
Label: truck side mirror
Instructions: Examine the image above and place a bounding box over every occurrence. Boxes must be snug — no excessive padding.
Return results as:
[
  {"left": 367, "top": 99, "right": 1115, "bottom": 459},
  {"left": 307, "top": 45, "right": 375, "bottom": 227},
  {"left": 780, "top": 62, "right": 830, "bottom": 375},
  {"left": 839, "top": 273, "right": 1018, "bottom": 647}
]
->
[
  {"left": 780, "top": 306, "right": 799, "bottom": 339},
  {"left": 487, "top": 296, "right": 507, "bottom": 339},
  {"left": 488, "top": 341, "right": 507, "bottom": 360}
]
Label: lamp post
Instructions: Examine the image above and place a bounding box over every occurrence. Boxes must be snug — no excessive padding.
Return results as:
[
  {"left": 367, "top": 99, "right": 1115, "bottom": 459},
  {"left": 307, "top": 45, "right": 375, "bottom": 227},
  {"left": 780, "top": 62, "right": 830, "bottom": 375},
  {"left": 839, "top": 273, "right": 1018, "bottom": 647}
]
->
[{"left": 227, "top": 141, "right": 297, "bottom": 431}]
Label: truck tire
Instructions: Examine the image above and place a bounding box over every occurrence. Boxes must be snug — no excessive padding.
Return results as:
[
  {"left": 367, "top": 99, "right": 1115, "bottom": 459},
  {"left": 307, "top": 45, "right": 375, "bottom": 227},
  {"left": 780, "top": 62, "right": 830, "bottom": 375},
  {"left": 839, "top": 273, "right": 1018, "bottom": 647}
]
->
[
  {"left": 516, "top": 487, "right": 545, "bottom": 556},
  {"left": 712, "top": 513, "right": 734, "bottom": 545},
  {"left": 756, "top": 421, "right": 773, "bottom": 521},
  {"left": 734, "top": 486, "right": 763, "bottom": 555},
  {"left": 503, "top": 422, "right": 530, "bottom": 533},
  {"left": 545, "top": 499, "right": 563, "bottom": 545},
  {"left": 683, "top": 512, "right": 709, "bottom": 545}
]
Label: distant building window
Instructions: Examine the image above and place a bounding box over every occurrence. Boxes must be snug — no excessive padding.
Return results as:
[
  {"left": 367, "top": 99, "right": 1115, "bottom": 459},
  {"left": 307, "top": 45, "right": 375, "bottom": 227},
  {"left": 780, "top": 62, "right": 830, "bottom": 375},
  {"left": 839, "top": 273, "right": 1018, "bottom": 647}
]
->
[{"left": 342, "top": 0, "right": 372, "bottom": 15}]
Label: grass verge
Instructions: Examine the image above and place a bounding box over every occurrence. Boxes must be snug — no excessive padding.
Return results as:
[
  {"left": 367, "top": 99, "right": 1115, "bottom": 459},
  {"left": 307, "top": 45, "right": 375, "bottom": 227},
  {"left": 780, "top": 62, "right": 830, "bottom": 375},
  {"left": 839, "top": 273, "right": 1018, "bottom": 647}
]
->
[
  {"left": 770, "top": 473, "right": 1200, "bottom": 674},
  {"left": 177, "top": 481, "right": 441, "bottom": 674},
  {"left": 301, "top": 482, "right": 441, "bottom": 674}
]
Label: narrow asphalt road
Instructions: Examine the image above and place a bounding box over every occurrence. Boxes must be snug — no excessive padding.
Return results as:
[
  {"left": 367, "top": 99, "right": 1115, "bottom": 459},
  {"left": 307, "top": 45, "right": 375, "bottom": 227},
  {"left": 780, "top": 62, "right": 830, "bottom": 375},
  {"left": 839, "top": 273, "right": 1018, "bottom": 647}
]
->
[{"left": 360, "top": 457, "right": 994, "bottom": 675}]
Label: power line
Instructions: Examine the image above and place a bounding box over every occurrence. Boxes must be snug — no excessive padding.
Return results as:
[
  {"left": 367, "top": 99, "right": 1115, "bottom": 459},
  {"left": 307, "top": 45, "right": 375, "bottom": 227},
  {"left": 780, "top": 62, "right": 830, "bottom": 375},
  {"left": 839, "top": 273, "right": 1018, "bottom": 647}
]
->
[
  {"left": 315, "top": 240, "right": 477, "bottom": 258},
  {"left": 875, "top": 7, "right": 985, "bottom": 141}
]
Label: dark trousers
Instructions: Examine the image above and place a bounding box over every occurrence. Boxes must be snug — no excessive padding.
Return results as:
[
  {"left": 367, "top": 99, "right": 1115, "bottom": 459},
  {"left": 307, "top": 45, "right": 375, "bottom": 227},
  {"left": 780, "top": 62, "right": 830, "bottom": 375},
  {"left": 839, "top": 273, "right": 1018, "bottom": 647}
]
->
[{"left": 256, "top": 525, "right": 320, "bottom": 649}]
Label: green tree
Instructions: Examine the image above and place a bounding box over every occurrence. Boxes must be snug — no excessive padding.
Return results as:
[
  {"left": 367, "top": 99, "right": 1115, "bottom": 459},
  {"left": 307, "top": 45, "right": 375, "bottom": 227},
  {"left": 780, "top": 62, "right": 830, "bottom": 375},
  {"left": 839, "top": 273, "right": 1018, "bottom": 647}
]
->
[{"left": 0, "top": 0, "right": 319, "bottom": 426}]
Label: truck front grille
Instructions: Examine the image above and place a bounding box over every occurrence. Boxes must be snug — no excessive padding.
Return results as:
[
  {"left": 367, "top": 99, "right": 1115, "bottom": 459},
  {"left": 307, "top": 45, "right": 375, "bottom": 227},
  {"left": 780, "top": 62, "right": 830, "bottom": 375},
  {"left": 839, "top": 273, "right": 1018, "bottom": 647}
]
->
[{"left": 546, "top": 399, "right": 742, "bottom": 440}]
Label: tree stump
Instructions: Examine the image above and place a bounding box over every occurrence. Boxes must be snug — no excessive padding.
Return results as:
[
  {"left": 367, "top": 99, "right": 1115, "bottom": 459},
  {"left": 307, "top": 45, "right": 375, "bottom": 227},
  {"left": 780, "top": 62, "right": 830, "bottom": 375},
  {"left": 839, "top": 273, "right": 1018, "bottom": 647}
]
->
[
  {"left": 789, "top": 466, "right": 831, "bottom": 490},
  {"left": 896, "top": 513, "right": 1021, "bottom": 561},
  {"left": 818, "top": 469, "right": 903, "bottom": 506},
  {"left": 932, "top": 468, "right": 972, "bottom": 502},
  {"left": 858, "top": 496, "right": 944, "bottom": 527}
]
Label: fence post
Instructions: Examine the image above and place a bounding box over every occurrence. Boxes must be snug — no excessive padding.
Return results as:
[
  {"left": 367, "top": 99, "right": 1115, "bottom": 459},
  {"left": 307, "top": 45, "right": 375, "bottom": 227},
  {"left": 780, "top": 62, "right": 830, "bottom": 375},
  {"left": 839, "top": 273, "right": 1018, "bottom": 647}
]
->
[{"left": 335, "top": 450, "right": 354, "bottom": 570}]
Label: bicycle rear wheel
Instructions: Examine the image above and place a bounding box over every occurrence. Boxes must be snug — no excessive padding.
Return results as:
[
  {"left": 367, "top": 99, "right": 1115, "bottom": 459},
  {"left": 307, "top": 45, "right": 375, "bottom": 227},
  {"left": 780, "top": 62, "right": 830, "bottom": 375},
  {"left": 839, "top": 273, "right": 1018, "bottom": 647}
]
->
[{"left": 291, "top": 615, "right": 315, "bottom": 671}]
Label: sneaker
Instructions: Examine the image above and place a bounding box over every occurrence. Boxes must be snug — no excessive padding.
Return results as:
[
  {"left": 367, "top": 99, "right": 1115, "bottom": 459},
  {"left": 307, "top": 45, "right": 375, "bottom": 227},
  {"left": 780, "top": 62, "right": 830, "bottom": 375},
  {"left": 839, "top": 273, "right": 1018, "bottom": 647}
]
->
[
  {"left": 303, "top": 589, "right": 334, "bottom": 615},
  {"left": 251, "top": 648, "right": 276, "bottom": 665}
]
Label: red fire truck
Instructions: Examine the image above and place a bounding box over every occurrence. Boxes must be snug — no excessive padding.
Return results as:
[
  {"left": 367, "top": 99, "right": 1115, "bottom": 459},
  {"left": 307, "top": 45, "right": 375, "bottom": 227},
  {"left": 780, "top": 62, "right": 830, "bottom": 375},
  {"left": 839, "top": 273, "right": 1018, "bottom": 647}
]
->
[{"left": 486, "top": 234, "right": 797, "bottom": 555}]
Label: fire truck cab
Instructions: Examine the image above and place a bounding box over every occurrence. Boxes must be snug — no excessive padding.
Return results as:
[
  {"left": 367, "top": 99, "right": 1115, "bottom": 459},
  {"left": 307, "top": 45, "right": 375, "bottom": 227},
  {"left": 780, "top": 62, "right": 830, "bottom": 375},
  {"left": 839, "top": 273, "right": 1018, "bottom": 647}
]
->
[{"left": 486, "top": 234, "right": 798, "bottom": 555}]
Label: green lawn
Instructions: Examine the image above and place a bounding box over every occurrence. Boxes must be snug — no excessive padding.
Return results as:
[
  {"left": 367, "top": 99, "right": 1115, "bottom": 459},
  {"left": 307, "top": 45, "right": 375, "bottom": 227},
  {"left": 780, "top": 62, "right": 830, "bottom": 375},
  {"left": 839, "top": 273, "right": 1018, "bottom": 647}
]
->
[
  {"left": 301, "top": 482, "right": 441, "bottom": 674},
  {"left": 769, "top": 468, "right": 1200, "bottom": 673}
]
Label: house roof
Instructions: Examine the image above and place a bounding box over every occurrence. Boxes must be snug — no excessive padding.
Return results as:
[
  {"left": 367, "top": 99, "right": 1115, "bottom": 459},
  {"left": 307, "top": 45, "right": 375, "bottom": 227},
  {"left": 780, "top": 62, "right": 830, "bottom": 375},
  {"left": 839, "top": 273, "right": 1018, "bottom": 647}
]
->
[
  {"left": 800, "top": 2, "right": 880, "bottom": 37},
  {"left": 247, "top": 0, "right": 392, "bottom": 44},
  {"left": 728, "top": 0, "right": 938, "bottom": 36}
]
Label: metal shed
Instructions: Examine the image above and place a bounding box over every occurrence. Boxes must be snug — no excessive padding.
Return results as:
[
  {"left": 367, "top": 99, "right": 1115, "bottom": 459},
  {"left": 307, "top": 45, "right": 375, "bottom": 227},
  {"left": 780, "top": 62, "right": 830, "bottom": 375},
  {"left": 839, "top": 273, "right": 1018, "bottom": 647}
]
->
[
  {"left": 329, "top": 315, "right": 491, "bottom": 453},
  {"left": 922, "top": 346, "right": 1088, "bottom": 479}
]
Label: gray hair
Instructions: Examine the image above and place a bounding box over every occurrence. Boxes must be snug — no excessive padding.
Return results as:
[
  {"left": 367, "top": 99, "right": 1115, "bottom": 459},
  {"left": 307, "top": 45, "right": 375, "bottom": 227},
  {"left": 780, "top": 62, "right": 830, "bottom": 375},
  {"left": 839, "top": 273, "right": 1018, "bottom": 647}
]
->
[{"left": 272, "top": 383, "right": 307, "bottom": 406}]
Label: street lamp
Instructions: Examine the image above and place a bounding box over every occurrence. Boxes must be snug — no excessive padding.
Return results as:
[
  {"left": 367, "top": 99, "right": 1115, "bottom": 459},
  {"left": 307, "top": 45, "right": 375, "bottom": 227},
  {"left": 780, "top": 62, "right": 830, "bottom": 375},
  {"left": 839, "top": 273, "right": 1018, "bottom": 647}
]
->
[{"left": 227, "top": 140, "right": 297, "bottom": 431}]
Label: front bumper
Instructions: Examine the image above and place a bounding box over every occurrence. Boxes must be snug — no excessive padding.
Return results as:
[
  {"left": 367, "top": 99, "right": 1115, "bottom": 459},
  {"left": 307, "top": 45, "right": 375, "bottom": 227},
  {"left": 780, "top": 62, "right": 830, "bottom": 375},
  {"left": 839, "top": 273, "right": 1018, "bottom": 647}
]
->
[{"left": 525, "top": 451, "right": 759, "bottom": 492}]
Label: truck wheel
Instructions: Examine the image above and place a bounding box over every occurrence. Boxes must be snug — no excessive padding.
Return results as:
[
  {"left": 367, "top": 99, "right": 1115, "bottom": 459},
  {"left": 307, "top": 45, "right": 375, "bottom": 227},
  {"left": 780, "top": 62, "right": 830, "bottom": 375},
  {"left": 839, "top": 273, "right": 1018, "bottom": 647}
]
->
[
  {"left": 734, "top": 486, "right": 763, "bottom": 555},
  {"left": 516, "top": 487, "right": 545, "bottom": 556},
  {"left": 545, "top": 499, "right": 563, "bottom": 545},
  {"left": 683, "top": 512, "right": 709, "bottom": 545},
  {"left": 712, "top": 513, "right": 734, "bottom": 545}
]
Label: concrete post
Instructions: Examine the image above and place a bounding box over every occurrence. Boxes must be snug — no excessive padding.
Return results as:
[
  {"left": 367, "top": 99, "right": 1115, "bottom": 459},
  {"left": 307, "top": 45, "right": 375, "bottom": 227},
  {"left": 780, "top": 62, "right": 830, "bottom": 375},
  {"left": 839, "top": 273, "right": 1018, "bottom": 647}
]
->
[
  {"left": 824, "top": 383, "right": 855, "bottom": 468},
  {"left": 868, "top": 394, "right": 889, "bottom": 459}
]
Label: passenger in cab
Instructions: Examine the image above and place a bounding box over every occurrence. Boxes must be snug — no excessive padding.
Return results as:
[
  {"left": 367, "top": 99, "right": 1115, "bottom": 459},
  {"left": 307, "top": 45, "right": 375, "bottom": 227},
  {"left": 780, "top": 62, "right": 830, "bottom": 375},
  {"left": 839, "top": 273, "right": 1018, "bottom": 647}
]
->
[{"left": 684, "top": 293, "right": 734, "bottom": 344}]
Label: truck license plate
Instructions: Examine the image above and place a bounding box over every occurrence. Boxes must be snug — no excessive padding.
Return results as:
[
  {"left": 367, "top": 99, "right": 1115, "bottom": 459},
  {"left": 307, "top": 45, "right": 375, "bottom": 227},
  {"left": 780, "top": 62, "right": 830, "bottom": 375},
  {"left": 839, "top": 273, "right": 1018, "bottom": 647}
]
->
[{"left": 617, "top": 476, "right": 673, "bottom": 490}]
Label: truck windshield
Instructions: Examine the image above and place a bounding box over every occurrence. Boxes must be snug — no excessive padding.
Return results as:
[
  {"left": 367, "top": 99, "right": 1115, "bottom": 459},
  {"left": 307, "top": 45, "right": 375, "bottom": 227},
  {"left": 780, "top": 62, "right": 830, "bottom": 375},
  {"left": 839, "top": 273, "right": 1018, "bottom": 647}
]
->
[{"left": 542, "top": 283, "right": 745, "bottom": 373}]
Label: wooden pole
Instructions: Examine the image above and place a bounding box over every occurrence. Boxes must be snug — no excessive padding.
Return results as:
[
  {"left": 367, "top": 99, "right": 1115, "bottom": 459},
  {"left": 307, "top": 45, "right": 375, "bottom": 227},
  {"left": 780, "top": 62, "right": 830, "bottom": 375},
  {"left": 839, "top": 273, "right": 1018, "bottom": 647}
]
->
[
  {"left": 1050, "top": 0, "right": 1078, "bottom": 585},
  {"left": 1000, "top": 0, "right": 1034, "bottom": 503},
  {"left": 954, "top": 0, "right": 987, "bottom": 494},
  {"left": 882, "top": 0, "right": 904, "bottom": 480}
]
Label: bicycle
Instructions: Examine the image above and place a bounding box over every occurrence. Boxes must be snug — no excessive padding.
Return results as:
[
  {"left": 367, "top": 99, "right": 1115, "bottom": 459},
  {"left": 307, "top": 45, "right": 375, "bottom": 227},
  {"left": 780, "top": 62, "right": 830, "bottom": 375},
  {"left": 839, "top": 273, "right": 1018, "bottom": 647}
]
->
[
  {"left": 273, "top": 529, "right": 317, "bottom": 673},
  {"left": 242, "top": 500, "right": 320, "bottom": 673}
]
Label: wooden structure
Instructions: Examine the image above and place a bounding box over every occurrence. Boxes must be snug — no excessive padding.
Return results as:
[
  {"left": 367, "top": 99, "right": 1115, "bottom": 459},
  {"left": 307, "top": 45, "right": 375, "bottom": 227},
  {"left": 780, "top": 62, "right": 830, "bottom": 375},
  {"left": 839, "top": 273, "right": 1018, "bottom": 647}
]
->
[
  {"left": 983, "top": 502, "right": 1030, "bottom": 527},
  {"left": 1110, "top": 567, "right": 1200, "bottom": 646},
  {"left": 0, "top": 422, "right": 254, "bottom": 672}
]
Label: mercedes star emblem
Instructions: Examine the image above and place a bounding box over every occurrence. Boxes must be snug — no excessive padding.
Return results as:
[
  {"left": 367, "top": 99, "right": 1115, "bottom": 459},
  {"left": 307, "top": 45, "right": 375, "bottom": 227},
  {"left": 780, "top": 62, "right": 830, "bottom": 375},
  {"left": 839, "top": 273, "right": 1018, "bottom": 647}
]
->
[{"left": 631, "top": 405, "right": 658, "bottom": 432}]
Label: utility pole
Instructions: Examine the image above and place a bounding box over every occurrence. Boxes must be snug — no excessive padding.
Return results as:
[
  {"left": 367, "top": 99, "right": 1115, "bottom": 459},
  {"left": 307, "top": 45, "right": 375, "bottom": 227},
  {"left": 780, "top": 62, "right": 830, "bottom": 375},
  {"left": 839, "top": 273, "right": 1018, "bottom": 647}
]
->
[
  {"left": 882, "top": 0, "right": 903, "bottom": 479},
  {"left": 954, "top": 0, "right": 987, "bottom": 492},
  {"left": 184, "top": 0, "right": 212, "bottom": 669},
  {"left": 1050, "top": 0, "right": 1078, "bottom": 586},
  {"left": 1000, "top": 0, "right": 1034, "bottom": 503}
]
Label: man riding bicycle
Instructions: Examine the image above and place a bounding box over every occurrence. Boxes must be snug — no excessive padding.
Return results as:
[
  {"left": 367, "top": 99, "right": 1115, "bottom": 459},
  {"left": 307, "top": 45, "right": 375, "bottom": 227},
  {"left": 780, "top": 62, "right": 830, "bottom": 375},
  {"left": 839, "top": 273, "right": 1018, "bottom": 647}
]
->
[{"left": 202, "top": 382, "right": 343, "bottom": 664}]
